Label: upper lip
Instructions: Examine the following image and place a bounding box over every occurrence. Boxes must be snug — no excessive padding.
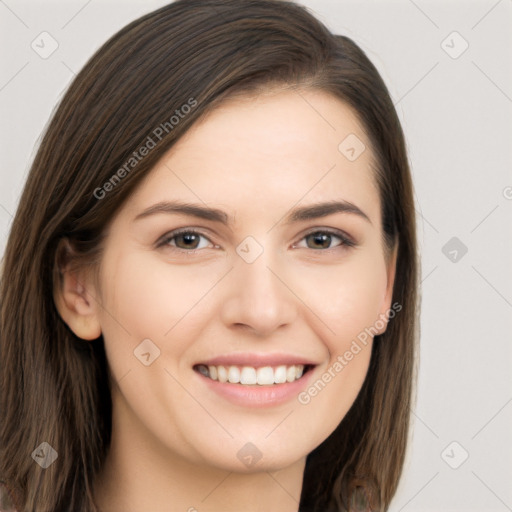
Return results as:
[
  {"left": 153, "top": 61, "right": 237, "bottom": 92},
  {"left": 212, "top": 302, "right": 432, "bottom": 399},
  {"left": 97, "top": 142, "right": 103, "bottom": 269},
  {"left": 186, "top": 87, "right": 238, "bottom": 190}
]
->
[{"left": 195, "top": 352, "right": 319, "bottom": 368}]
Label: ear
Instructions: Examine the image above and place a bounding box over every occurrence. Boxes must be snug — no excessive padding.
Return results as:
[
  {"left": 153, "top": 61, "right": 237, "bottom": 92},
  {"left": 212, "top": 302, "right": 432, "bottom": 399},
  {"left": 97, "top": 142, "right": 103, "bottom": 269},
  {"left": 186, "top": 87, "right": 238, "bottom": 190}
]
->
[
  {"left": 376, "top": 240, "right": 398, "bottom": 334},
  {"left": 53, "top": 239, "right": 102, "bottom": 341}
]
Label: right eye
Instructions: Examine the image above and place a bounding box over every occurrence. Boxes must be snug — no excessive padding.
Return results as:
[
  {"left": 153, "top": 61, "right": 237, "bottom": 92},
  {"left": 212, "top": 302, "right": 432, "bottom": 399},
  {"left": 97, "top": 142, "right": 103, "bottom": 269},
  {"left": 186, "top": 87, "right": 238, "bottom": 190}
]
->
[{"left": 158, "top": 229, "right": 216, "bottom": 252}]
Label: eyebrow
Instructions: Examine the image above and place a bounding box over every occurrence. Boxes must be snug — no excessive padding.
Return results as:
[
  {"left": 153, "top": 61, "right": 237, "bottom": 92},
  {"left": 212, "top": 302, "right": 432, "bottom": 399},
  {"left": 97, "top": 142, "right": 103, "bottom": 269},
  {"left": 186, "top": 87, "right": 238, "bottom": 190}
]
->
[{"left": 133, "top": 199, "right": 371, "bottom": 225}]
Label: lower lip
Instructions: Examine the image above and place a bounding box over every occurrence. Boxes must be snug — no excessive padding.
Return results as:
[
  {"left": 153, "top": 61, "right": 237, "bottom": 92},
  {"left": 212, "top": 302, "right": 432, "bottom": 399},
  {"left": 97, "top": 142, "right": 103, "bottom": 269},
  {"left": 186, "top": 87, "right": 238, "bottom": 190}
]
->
[{"left": 196, "top": 368, "right": 316, "bottom": 408}]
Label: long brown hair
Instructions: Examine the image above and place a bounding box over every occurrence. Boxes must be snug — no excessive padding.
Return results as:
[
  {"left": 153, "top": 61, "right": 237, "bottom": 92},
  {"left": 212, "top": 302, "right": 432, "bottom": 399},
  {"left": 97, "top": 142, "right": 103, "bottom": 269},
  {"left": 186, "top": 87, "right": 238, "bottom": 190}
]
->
[{"left": 0, "top": 1, "right": 419, "bottom": 510}]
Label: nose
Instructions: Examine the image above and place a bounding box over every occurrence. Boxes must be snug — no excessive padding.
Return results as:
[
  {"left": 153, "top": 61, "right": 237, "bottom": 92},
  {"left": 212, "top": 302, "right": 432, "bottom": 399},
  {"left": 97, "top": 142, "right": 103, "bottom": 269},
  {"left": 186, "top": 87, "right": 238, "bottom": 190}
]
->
[{"left": 219, "top": 248, "right": 298, "bottom": 337}]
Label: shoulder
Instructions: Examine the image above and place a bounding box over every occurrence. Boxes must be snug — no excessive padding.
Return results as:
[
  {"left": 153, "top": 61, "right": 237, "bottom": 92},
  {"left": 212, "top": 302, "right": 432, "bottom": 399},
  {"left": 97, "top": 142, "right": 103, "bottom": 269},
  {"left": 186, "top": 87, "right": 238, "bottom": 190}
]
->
[{"left": 0, "top": 483, "right": 18, "bottom": 512}]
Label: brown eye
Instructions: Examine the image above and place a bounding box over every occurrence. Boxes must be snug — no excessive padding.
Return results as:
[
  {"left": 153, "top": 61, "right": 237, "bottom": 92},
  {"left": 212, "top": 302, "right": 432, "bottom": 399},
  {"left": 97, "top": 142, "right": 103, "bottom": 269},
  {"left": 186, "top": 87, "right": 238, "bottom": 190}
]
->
[
  {"left": 174, "top": 233, "right": 201, "bottom": 249},
  {"left": 305, "top": 232, "right": 337, "bottom": 249},
  {"left": 296, "top": 230, "right": 354, "bottom": 250},
  {"left": 159, "top": 230, "right": 213, "bottom": 251}
]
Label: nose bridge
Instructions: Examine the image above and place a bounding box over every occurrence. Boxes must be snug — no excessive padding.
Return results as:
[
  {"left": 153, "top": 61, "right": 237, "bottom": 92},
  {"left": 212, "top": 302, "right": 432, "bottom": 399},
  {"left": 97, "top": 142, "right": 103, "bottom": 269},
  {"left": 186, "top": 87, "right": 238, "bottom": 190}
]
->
[{"left": 220, "top": 239, "right": 297, "bottom": 335}]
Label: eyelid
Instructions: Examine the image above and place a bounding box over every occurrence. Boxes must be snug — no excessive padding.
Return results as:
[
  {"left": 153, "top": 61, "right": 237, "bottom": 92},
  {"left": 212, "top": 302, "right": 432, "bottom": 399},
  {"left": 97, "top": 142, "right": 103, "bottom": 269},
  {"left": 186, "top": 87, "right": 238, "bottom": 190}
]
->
[
  {"left": 157, "top": 226, "right": 357, "bottom": 252},
  {"left": 292, "top": 227, "right": 356, "bottom": 249},
  {"left": 157, "top": 228, "right": 216, "bottom": 250}
]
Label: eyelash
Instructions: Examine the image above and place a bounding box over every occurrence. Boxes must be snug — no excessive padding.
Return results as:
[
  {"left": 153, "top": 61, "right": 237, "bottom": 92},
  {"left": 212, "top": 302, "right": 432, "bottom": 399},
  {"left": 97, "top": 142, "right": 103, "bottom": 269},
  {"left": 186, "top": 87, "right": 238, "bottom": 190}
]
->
[{"left": 157, "top": 227, "right": 356, "bottom": 253}]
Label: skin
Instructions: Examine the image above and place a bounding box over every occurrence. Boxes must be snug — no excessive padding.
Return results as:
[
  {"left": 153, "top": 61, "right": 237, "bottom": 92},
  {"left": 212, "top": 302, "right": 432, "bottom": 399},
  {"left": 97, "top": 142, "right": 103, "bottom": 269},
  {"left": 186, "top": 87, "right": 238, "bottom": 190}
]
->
[{"left": 55, "top": 88, "right": 397, "bottom": 512}]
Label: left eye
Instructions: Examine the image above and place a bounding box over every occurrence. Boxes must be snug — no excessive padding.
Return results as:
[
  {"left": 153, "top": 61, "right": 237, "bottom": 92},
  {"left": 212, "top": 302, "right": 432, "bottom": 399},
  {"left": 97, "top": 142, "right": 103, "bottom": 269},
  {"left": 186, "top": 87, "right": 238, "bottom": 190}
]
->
[{"left": 294, "top": 231, "right": 349, "bottom": 250}]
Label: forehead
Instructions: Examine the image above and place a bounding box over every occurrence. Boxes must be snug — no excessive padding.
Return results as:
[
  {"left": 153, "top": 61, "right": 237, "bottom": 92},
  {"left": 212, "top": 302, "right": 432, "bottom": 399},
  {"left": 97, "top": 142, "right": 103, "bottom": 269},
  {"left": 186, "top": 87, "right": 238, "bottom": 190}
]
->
[{"left": 123, "top": 89, "right": 381, "bottom": 228}]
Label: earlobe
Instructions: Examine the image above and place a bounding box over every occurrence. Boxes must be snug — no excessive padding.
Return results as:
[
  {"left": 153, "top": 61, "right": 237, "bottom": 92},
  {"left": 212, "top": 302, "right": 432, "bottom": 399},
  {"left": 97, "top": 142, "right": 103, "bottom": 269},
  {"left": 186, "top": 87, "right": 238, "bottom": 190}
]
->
[{"left": 53, "top": 241, "right": 102, "bottom": 341}]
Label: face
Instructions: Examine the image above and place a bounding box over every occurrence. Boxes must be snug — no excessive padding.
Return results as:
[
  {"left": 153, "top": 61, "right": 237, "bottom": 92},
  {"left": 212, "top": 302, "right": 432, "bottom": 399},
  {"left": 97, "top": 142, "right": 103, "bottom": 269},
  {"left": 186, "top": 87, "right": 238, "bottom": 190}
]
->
[{"left": 74, "top": 89, "right": 396, "bottom": 474}]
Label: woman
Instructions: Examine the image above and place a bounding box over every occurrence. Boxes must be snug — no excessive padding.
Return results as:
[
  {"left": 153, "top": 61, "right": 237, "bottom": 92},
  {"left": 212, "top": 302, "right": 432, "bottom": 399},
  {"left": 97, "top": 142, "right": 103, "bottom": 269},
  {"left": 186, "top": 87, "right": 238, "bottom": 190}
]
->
[{"left": 0, "top": 0, "right": 419, "bottom": 510}]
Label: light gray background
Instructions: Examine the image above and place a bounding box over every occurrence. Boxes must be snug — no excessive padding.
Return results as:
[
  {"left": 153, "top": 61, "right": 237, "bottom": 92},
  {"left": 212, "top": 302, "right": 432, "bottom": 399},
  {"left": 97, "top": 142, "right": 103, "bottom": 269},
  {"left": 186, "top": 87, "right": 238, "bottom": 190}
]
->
[{"left": 1, "top": 1, "right": 511, "bottom": 510}]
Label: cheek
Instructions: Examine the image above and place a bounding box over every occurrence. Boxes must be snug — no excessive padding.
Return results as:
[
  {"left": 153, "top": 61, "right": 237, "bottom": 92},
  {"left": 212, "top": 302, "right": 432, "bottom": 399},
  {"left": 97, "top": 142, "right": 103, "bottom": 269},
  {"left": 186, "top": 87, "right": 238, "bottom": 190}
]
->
[
  {"left": 97, "top": 252, "right": 225, "bottom": 364},
  {"left": 293, "top": 251, "right": 388, "bottom": 350},
  {"left": 289, "top": 250, "right": 386, "bottom": 427}
]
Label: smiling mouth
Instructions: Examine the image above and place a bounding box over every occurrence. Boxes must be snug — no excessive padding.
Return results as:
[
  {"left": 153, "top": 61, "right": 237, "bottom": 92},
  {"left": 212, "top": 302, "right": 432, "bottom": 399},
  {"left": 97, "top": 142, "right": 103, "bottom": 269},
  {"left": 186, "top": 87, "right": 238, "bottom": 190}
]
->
[{"left": 193, "top": 364, "right": 314, "bottom": 386}]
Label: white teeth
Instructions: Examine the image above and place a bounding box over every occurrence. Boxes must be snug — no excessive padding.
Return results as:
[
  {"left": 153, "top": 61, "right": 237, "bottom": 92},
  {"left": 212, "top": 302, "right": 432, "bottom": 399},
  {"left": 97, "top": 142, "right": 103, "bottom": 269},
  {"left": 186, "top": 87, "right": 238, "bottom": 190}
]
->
[
  {"left": 240, "top": 366, "right": 257, "bottom": 385},
  {"left": 256, "top": 366, "right": 274, "bottom": 385},
  {"left": 228, "top": 366, "right": 240, "bottom": 383},
  {"left": 217, "top": 365, "right": 228, "bottom": 383},
  {"left": 274, "top": 365, "right": 287, "bottom": 384},
  {"left": 208, "top": 365, "right": 217, "bottom": 381},
  {"left": 197, "top": 364, "right": 307, "bottom": 385}
]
